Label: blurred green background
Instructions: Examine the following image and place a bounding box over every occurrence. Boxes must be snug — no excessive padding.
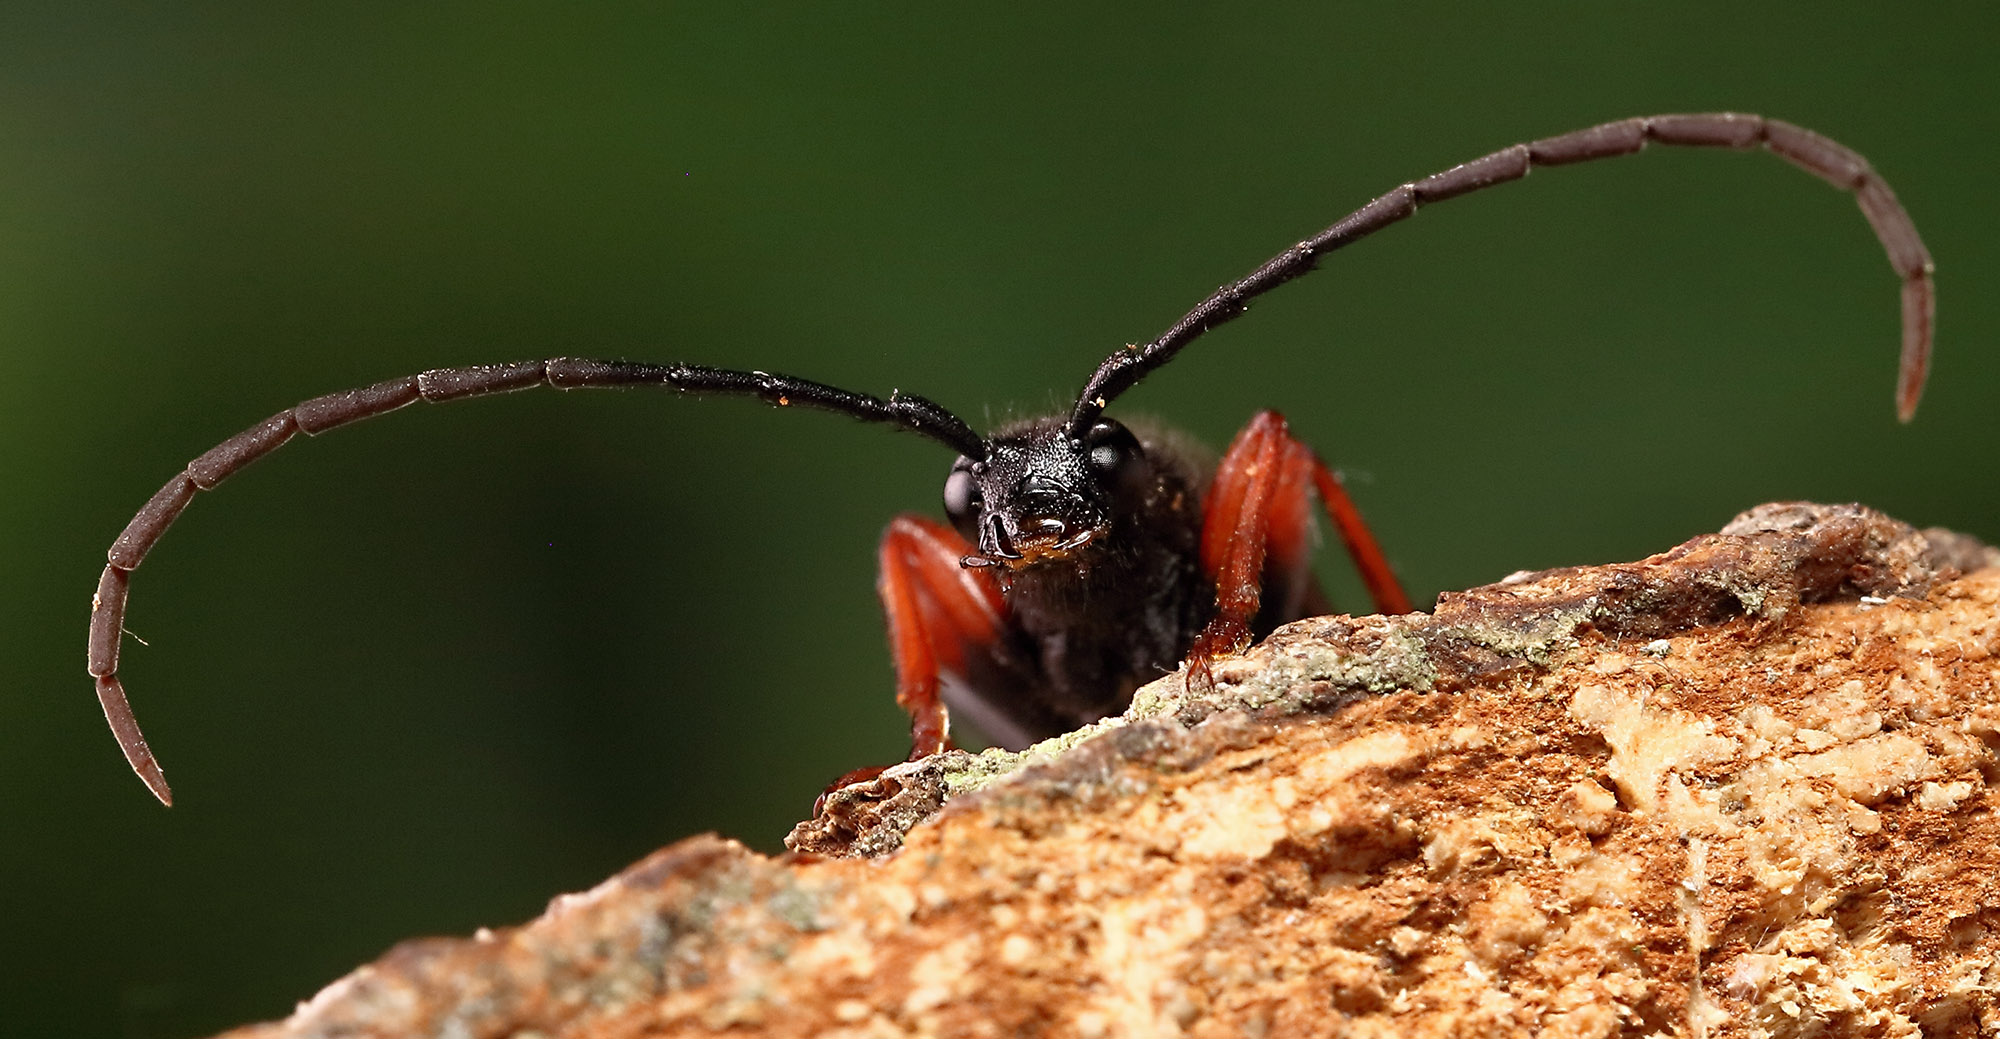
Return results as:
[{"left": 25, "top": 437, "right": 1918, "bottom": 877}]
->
[{"left": 5, "top": 3, "right": 1994, "bottom": 1036}]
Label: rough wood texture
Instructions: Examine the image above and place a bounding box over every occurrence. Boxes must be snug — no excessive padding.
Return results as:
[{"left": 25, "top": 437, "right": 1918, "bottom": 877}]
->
[{"left": 219, "top": 503, "right": 1999, "bottom": 1039}]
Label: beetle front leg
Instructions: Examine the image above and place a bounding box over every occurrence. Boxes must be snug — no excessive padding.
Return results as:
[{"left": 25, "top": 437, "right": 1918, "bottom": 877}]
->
[
  {"left": 877, "top": 514, "right": 1013, "bottom": 758},
  {"left": 1188, "top": 411, "right": 1411, "bottom": 680},
  {"left": 822, "top": 514, "right": 1014, "bottom": 798}
]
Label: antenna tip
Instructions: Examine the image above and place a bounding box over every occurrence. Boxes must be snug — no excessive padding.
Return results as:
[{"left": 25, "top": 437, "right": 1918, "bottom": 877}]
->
[
  {"left": 1894, "top": 275, "right": 1934, "bottom": 425},
  {"left": 94, "top": 674, "right": 173, "bottom": 805},
  {"left": 141, "top": 766, "right": 174, "bottom": 807},
  {"left": 1895, "top": 357, "right": 1926, "bottom": 423}
]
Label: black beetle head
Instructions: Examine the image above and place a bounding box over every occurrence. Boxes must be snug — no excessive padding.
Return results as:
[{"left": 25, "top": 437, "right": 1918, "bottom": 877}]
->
[{"left": 944, "top": 415, "right": 1149, "bottom": 570}]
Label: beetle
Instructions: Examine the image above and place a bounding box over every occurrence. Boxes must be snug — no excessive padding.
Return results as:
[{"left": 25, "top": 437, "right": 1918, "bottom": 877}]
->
[{"left": 89, "top": 113, "right": 1933, "bottom": 806}]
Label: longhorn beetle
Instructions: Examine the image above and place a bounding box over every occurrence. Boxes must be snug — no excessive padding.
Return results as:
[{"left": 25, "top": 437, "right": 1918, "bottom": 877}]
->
[{"left": 90, "top": 113, "right": 1934, "bottom": 806}]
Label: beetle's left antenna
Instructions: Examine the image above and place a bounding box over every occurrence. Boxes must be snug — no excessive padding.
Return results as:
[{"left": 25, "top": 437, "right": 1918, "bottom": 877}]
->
[
  {"left": 90, "top": 358, "right": 985, "bottom": 804},
  {"left": 1069, "top": 113, "right": 1935, "bottom": 436}
]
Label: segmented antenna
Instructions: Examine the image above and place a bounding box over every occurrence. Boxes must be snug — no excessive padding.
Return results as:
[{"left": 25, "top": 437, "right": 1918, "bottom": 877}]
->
[
  {"left": 1069, "top": 113, "right": 1935, "bottom": 436},
  {"left": 89, "top": 358, "right": 983, "bottom": 804}
]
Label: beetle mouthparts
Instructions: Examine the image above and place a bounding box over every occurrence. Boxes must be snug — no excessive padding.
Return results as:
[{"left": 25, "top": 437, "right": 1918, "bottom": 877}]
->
[{"left": 959, "top": 527, "right": 1097, "bottom": 571}]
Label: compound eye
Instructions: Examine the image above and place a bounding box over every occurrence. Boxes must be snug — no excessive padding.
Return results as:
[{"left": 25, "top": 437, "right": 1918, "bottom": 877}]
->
[
  {"left": 1084, "top": 419, "right": 1140, "bottom": 472},
  {"left": 942, "top": 467, "right": 983, "bottom": 541}
]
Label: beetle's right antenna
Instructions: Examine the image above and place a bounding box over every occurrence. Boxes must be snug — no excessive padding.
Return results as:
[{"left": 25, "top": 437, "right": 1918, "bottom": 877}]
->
[
  {"left": 1068, "top": 113, "right": 1935, "bottom": 437},
  {"left": 89, "top": 358, "right": 986, "bottom": 805}
]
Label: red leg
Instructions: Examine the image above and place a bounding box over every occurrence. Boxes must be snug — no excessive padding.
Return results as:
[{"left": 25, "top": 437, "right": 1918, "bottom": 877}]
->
[
  {"left": 1192, "top": 413, "right": 1292, "bottom": 664},
  {"left": 1189, "top": 411, "right": 1410, "bottom": 679},
  {"left": 1307, "top": 454, "right": 1413, "bottom": 616},
  {"left": 823, "top": 515, "right": 1010, "bottom": 800},
  {"left": 876, "top": 514, "right": 1012, "bottom": 758}
]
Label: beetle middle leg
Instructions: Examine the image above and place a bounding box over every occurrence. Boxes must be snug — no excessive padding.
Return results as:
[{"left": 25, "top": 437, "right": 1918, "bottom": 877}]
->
[{"left": 1189, "top": 411, "right": 1412, "bottom": 684}]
